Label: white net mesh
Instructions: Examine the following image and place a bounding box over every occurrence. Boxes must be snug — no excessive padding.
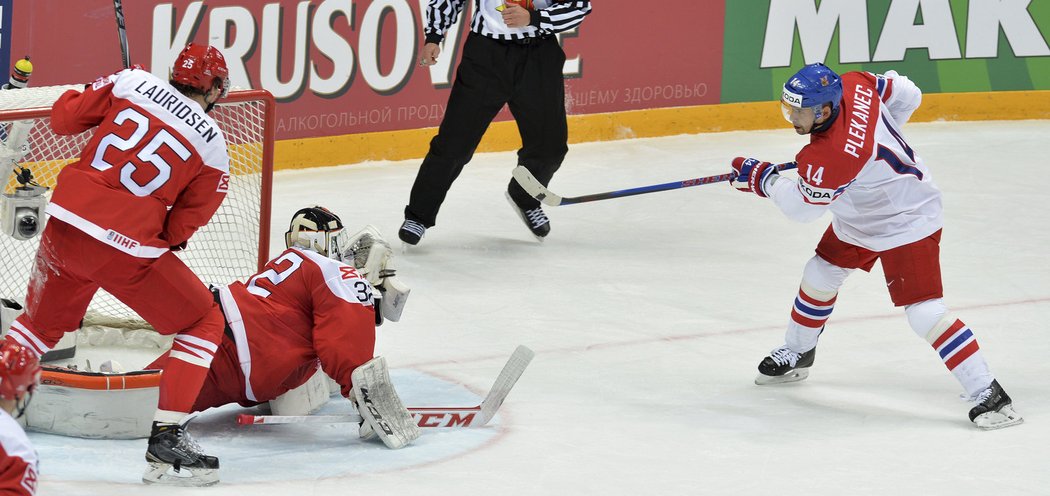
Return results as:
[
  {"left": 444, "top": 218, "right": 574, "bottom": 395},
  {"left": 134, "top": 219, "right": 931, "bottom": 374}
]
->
[{"left": 0, "top": 86, "right": 273, "bottom": 323}]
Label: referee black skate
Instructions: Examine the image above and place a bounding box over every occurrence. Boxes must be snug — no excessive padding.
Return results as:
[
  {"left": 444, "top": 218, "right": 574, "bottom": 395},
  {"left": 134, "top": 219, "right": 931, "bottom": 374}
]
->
[{"left": 399, "top": 0, "right": 592, "bottom": 245}]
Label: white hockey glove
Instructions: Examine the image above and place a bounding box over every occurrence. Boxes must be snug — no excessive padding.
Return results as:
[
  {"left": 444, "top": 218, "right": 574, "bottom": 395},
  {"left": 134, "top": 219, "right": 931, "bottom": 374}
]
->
[
  {"left": 350, "top": 356, "right": 420, "bottom": 449},
  {"left": 346, "top": 225, "right": 410, "bottom": 322}
]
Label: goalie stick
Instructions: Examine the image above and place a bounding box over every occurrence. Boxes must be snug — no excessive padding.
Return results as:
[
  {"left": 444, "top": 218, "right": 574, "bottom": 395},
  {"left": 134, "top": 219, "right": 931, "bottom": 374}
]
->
[
  {"left": 237, "top": 345, "right": 535, "bottom": 428},
  {"left": 512, "top": 162, "right": 799, "bottom": 206}
]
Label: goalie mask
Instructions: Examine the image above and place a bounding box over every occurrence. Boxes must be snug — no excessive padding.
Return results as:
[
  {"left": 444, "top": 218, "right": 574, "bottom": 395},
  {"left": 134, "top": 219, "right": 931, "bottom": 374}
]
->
[{"left": 285, "top": 206, "right": 352, "bottom": 262}]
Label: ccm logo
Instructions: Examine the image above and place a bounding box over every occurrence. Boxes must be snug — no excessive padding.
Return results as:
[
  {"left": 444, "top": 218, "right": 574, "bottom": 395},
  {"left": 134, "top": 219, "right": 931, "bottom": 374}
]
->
[{"left": 413, "top": 412, "right": 478, "bottom": 428}]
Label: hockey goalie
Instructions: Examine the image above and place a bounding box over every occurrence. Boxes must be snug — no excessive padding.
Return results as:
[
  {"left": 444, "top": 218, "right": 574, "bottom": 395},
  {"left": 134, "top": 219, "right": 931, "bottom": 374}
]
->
[{"left": 15, "top": 207, "right": 418, "bottom": 486}]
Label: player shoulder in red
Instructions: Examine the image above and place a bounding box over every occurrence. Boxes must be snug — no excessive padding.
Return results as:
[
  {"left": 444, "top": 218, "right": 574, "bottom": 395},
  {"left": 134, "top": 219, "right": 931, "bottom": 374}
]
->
[
  {"left": 790, "top": 71, "right": 881, "bottom": 205},
  {"left": 731, "top": 64, "right": 876, "bottom": 221}
]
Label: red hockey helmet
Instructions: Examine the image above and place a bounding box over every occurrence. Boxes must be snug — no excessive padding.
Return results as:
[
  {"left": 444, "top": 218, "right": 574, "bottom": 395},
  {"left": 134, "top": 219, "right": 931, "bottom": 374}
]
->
[
  {"left": 0, "top": 341, "right": 41, "bottom": 402},
  {"left": 171, "top": 43, "right": 230, "bottom": 98}
]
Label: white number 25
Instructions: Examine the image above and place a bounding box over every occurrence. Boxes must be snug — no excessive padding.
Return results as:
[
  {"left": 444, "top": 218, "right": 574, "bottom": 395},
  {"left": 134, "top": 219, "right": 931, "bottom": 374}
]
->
[{"left": 91, "top": 107, "right": 192, "bottom": 197}]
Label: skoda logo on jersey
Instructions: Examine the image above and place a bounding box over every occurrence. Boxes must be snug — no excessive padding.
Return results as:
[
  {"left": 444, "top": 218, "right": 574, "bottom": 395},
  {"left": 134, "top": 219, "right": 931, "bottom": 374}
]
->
[
  {"left": 782, "top": 89, "right": 804, "bottom": 108},
  {"left": 799, "top": 182, "right": 832, "bottom": 201}
]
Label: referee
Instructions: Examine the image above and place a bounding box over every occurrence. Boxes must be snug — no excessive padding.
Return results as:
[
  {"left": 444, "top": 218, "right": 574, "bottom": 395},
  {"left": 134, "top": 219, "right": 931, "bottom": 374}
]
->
[{"left": 399, "top": 0, "right": 592, "bottom": 245}]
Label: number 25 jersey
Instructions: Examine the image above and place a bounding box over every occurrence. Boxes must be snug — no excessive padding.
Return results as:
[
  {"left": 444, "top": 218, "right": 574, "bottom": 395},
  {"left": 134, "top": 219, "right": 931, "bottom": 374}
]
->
[{"left": 47, "top": 68, "right": 230, "bottom": 257}]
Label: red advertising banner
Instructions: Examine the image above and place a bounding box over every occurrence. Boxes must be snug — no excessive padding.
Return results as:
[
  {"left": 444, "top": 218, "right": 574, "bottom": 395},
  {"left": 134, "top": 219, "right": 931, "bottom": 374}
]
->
[{"left": 7, "top": 1, "right": 724, "bottom": 141}]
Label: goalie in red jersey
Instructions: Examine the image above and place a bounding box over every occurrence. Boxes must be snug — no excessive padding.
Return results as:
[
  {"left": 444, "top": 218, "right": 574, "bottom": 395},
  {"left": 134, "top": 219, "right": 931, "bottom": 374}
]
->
[
  {"left": 3, "top": 43, "right": 232, "bottom": 485},
  {"left": 729, "top": 63, "right": 1021, "bottom": 430},
  {"left": 146, "top": 206, "right": 419, "bottom": 449}
]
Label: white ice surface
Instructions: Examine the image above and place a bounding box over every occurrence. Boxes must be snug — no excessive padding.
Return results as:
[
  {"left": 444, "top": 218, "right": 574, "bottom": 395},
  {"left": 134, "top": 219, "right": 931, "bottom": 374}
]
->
[{"left": 32, "top": 120, "right": 1050, "bottom": 495}]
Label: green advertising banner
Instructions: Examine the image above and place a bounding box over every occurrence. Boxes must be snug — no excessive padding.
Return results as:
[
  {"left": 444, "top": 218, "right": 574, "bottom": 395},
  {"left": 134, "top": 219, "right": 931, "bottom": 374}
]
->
[{"left": 722, "top": 0, "right": 1050, "bottom": 104}]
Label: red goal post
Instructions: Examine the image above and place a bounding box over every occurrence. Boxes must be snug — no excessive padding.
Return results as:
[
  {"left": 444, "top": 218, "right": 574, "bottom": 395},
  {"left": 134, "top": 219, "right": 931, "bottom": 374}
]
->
[{"left": 0, "top": 87, "right": 275, "bottom": 324}]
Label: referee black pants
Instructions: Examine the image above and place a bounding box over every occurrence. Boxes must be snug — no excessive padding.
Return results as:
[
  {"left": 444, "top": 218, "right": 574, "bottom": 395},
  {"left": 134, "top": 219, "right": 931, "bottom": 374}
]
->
[{"left": 405, "top": 32, "right": 569, "bottom": 227}]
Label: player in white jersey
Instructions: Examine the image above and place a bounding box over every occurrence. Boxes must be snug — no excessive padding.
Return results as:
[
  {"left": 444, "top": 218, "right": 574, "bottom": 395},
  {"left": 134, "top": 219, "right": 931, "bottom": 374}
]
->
[
  {"left": 0, "top": 342, "right": 42, "bottom": 495},
  {"left": 728, "top": 63, "right": 1021, "bottom": 429},
  {"left": 4, "top": 43, "right": 232, "bottom": 485}
]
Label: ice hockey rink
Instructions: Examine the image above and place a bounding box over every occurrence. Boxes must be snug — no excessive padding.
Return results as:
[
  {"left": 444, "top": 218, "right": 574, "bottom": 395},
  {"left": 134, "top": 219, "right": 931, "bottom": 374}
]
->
[{"left": 30, "top": 119, "right": 1049, "bottom": 495}]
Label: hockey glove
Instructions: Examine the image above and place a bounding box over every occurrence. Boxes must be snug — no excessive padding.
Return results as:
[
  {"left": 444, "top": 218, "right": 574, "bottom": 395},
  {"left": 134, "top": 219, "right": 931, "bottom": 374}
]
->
[
  {"left": 730, "top": 157, "right": 778, "bottom": 198},
  {"left": 170, "top": 241, "right": 188, "bottom": 252}
]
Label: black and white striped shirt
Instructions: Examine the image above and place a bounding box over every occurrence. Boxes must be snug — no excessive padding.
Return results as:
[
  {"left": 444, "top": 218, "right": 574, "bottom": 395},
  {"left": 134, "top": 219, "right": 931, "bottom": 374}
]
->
[{"left": 425, "top": 0, "right": 591, "bottom": 43}]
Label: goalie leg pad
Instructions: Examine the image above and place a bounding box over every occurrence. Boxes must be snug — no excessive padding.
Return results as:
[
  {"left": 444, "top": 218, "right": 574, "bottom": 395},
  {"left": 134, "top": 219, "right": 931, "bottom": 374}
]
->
[
  {"left": 269, "top": 366, "right": 332, "bottom": 416},
  {"left": 351, "top": 356, "right": 421, "bottom": 449}
]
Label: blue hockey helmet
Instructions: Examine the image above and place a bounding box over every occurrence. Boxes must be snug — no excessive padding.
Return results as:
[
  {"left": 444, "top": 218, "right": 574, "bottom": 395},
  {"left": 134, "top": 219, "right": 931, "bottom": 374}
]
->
[{"left": 781, "top": 63, "right": 842, "bottom": 124}]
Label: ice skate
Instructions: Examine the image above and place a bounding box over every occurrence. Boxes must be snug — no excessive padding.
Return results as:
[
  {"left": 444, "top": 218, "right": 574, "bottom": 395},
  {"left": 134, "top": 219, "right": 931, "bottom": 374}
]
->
[
  {"left": 755, "top": 346, "right": 816, "bottom": 385},
  {"left": 143, "top": 422, "right": 219, "bottom": 487},
  {"left": 398, "top": 219, "right": 426, "bottom": 246},
  {"left": 505, "top": 191, "right": 550, "bottom": 240},
  {"left": 968, "top": 380, "right": 1023, "bottom": 430}
]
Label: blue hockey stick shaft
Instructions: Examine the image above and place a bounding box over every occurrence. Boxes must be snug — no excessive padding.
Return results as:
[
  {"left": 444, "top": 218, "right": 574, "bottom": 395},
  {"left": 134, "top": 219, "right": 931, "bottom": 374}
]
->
[{"left": 512, "top": 162, "right": 798, "bottom": 206}]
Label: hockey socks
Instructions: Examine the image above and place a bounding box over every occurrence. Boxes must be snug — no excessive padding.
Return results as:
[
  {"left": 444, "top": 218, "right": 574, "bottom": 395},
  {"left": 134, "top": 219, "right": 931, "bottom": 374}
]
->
[
  {"left": 926, "top": 317, "right": 994, "bottom": 399},
  {"left": 785, "top": 282, "right": 836, "bottom": 352}
]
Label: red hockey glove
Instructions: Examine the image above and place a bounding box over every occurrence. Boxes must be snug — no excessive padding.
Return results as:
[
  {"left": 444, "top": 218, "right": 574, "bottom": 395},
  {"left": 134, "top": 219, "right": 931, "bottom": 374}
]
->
[{"left": 730, "top": 157, "right": 779, "bottom": 198}]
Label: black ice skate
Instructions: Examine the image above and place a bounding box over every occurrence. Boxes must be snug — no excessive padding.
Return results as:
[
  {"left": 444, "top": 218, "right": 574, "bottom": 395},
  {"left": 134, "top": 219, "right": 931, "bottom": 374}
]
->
[
  {"left": 143, "top": 422, "right": 219, "bottom": 486},
  {"left": 755, "top": 346, "right": 816, "bottom": 385},
  {"left": 505, "top": 191, "right": 550, "bottom": 240},
  {"left": 398, "top": 219, "right": 426, "bottom": 245},
  {"left": 968, "top": 380, "right": 1023, "bottom": 430}
]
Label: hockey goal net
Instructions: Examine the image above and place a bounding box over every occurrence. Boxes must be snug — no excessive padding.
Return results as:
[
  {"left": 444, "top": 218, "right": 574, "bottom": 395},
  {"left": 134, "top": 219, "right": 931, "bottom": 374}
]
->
[{"left": 0, "top": 86, "right": 274, "bottom": 326}]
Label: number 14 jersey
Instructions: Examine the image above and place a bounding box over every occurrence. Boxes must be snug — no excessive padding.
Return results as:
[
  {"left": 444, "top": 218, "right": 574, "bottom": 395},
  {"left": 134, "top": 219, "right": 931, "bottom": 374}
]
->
[{"left": 768, "top": 71, "right": 943, "bottom": 252}]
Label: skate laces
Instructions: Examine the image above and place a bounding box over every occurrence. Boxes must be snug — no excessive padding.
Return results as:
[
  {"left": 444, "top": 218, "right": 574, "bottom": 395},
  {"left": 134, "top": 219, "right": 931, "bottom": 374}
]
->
[
  {"left": 769, "top": 346, "right": 802, "bottom": 367},
  {"left": 401, "top": 220, "right": 425, "bottom": 237},
  {"left": 524, "top": 207, "right": 549, "bottom": 228},
  {"left": 173, "top": 428, "right": 206, "bottom": 458},
  {"left": 964, "top": 384, "right": 995, "bottom": 403}
]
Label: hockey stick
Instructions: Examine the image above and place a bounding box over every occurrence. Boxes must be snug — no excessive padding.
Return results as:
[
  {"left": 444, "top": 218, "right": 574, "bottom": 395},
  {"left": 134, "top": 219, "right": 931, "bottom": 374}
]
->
[
  {"left": 113, "top": 0, "right": 131, "bottom": 68},
  {"left": 512, "top": 162, "right": 798, "bottom": 206},
  {"left": 237, "top": 345, "right": 535, "bottom": 428}
]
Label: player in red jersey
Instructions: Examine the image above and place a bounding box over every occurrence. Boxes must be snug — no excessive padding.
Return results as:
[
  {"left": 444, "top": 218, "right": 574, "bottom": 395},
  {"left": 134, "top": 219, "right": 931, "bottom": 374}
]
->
[
  {"left": 3, "top": 43, "right": 232, "bottom": 485},
  {"left": 146, "top": 206, "right": 418, "bottom": 448},
  {"left": 729, "top": 63, "right": 1021, "bottom": 429},
  {"left": 0, "top": 342, "right": 42, "bottom": 496}
]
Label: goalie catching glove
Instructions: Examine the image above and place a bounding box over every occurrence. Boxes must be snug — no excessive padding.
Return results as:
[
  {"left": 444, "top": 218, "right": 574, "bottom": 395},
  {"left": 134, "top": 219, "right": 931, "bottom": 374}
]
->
[
  {"left": 346, "top": 225, "right": 410, "bottom": 323},
  {"left": 350, "top": 356, "right": 420, "bottom": 449}
]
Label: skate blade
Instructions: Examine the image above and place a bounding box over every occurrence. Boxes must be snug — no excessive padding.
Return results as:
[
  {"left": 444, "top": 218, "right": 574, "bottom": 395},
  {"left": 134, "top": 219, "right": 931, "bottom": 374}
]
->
[
  {"left": 754, "top": 368, "right": 809, "bottom": 385},
  {"left": 974, "top": 404, "right": 1024, "bottom": 430},
  {"left": 143, "top": 462, "right": 219, "bottom": 487}
]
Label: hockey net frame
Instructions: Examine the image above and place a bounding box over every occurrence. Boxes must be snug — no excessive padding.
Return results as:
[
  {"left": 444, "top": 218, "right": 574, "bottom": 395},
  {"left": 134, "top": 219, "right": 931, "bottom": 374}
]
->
[{"left": 0, "top": 87, "right": 275, "bottom": 329}]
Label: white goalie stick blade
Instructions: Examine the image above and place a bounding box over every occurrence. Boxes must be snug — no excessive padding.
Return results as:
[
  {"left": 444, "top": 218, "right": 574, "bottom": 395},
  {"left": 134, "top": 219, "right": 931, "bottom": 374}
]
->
[
  {"left": 237, "top": 345, "right": 535, "bottom": 428},
  {"left": 512, "top": 166, "right": 563, "bottom": 207},
  {"left": 476, "top": 345, "right": 534, "bottom": 426},
  {"left": 352, "top": 356, "right": 422, "bottom": 449}
]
